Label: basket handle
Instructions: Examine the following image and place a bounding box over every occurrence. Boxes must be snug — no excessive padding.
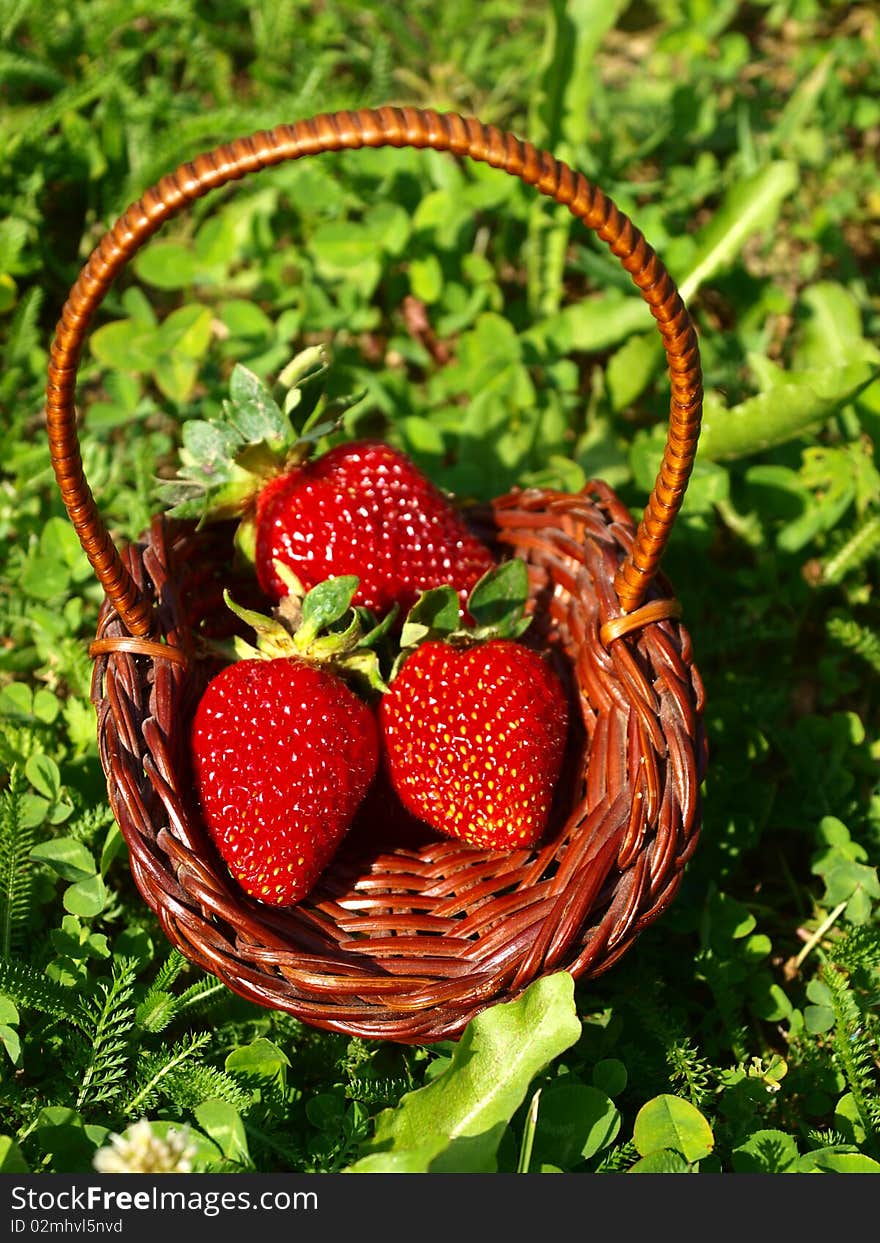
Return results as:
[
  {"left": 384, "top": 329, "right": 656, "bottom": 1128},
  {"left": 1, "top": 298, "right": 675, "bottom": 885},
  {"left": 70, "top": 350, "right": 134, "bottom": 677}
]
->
[{"left": 46, "top": 106, "right": 702, "bottom": 636}]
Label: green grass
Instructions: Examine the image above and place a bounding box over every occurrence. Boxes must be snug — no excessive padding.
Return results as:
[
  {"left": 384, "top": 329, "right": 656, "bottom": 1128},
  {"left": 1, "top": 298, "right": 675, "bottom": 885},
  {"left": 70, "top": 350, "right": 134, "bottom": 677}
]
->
[{"left": 1, "top": 0, "right": 879, "bottom": 1174}]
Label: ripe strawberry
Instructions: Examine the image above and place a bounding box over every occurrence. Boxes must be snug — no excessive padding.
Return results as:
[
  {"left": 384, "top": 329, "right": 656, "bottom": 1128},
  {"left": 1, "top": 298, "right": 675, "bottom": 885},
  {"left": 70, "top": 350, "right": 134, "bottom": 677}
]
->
[
  {"left": 189, "top": 575, "right": 388, "bottom": 906},
  {"left": 159, "top": 349, "right": 494, "bottom": 618},
  {"left": 253, "top": 438, "right": 495, "bottom": 617},
  {"left": 191, "top": 657, "right": 378, "bottom": 906},
  {"left": 380, "top": 639, "right": 569, "bottom": 850},
  {"left": 379, "top": 562, "right": 570, "bottom": 850}
]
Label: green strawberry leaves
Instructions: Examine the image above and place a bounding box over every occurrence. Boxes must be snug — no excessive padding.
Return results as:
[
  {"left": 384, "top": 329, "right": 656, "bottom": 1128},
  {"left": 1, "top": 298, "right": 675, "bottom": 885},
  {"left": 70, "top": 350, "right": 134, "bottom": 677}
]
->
[
  {"left": 226, "top": 361, "right": 291, "bottom": 446},
  {"left": 467, "top": 558, "right": 533, "bottom": 637},
  {"left": 217, "top": 556, "right": 533, "bottom": 695},
  {"left": 223, "top": 568, "right": 391, "bottom": 695},
  {"left": 399, "top": 586, "right": 463, "bottom": 648},
  {"left": 156, "top": 346, "right": 365, "bottom": 522},
  {"left": 399, "top": 559, "right": 533, "bottom": 653}
]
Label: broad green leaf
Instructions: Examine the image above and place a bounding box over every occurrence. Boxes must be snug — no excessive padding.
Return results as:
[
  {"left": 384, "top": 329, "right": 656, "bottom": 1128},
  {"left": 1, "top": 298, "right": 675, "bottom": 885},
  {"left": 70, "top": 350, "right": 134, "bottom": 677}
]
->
[
  {"left": 816, "top": 857, "right": 880, "bottom": 909},
  {"left": 633, "top": 1094, "right": 714, "bottom": 1163},
  {"left": 62, "top": 874, "right": 107, "bottom": 918},
  {"left": 678, "top": 161, "right": 798, "bottom": 305},
  {"left": 801, "top": 1149, "right": 880, "bottom": 1174},
  {"left": 156, "top": 303, "right": 214, "bottom": 358},
  {"left": 732, "top": 1129, "right": 800, "bottom": 1173},
  {"left": 466, "top": 559, "right": 530, "bottom": 634},
  {"left": 100, "top": 822, "right": 125, "bottom": 876},
  {"left": 708, "top": 891, "right": 757, "bottom": 943},
  {"left": 0, "top": 682, "right": 34, "bottom": 718},
  {"left": 524, "top": 293, "right": 652, "bottom": 357},
  {"left": 194, "top": 1099, "right": 250, "bottom": 1165},
  {"left": 34, "top": 1107, "right": 97, "bottom": 1172},
  {"left": 345, "top": 972, "right": 582, "bottom": 1174},
  {"left": 180, "top": 418, "right": 243, "bottom": 472},
  {"left": 305, "top": 1092, "right": 345, "bottom": 1132},
  {"left": 749, "top": 978, "right": 793, "bottom": 1023},
  {"left": 793, "top": 282, "right": 880, "bottom": 371},
  {"left": 834, "top": 1093, "right": 866, "bottom": 1146},
  {"left": 40, "top": 515, "right": 90, "bottom": 575},
  {"left": 697, "top": 362, "right": 880, "bottom": 461},
  {"left": 20, "top": 557, "right": 70, "bottom": 600},
  {"left": 30, "top": 837, "right": 96, "bottom": 882},
  {"left": 219, "top": 298, "right": 275, "bottom": 342},
  {"left": 0, "top": 1023, "right": 21, "bottom": 1064},
  {"left": 152, "top": 354, "right": 198, "bottom": 404},
  {"left": 226, "top": 1037, "right": 290, "bottom": 1085},
  {"left": 412, "top": 189, "right": 472, "bottom": 249},
  {"left": 24, "top": 753, "right": 62, "bottom": 801},
  {"left": 121, "top": 286, "right": 157, "bottom": 327},
  {"left": 0, "top": 1136, "right": 29, "bottom": 1173},
  {"left": 593, "top": 1059, "right": 627, "bottom": 1098},
  {"left": 409, "top": 254, "right": 443, "bottom": 303},
  {"left": 90, "top": 318, "right": 159, "bottom": 372},
  {"left": 312, "top": 219, "right": 385, "bottom": 270},
  {"left": 628, "top": 1148, "right": 691, "bottom": 1173},
  {"left": 606, "top": 332, "right": 661, "bottom": 412},
  {"left": 435, "top": 312, "right": 524, "bottom": 400},
  {"left": 133, "top": 241, "right": 200, "bottom": 289},
  {"left": 529, "top": 1080, "right": 621, "bottom": 1170}
]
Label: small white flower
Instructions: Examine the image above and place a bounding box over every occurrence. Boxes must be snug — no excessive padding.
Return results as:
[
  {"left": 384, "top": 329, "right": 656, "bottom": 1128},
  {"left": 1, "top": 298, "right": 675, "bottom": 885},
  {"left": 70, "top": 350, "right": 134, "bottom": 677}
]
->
[{"left": 93, "top": 1119, "right": 197, "bottom": 1174}]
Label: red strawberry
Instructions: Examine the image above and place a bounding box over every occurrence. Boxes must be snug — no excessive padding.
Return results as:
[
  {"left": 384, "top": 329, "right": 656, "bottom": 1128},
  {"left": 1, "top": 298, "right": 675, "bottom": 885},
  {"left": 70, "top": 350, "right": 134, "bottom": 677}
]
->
[
  {"left": 378, "top": 562, "right": 570, "bottom": 851},
  {"left": 159, "top": 350, "right": 494, "bottom": 619},
  {"left": 380, "top": 639, "right": 569, "bottom": 850},
  {"left": 191, "top": 656, "right": 378, "bottom": 906},
  {"left": 189, "top": 575, "right": 385, "bottom": 906},
  {"left": 254, "top": 439, "right": 494, "bottom": 615}
]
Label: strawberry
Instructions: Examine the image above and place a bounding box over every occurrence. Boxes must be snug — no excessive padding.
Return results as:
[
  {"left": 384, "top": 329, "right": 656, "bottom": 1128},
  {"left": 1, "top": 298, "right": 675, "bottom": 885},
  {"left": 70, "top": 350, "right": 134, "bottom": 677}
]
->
[
  {"left": 159, "top": 348, "right": 495, "bottom": 619},
  {"left": 379, "top": 563, "right": 570, "bottom": 851},
  {"left": 191, "top": 657, "right": 378, "bottom": 905},
  {"left": 253, "top": 438, "right": 495, "bottom": 616},
  {"left": 190, "top": 575, "right": 384, "bottom": 906}
]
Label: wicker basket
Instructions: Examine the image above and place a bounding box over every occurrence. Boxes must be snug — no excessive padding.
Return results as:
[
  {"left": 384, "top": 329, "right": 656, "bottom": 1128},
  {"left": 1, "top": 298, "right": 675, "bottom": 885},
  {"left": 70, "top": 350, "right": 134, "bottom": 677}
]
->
[{"left": 45, "top": 107, "right": 707, "bottom": 1043}]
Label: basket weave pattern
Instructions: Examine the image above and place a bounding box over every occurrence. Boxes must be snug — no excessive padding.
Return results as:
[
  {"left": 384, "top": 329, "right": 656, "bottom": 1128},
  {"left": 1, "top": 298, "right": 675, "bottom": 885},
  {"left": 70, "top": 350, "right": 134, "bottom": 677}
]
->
[{"left": 47, "top": 108, "right": 706, "bottom": 1042}]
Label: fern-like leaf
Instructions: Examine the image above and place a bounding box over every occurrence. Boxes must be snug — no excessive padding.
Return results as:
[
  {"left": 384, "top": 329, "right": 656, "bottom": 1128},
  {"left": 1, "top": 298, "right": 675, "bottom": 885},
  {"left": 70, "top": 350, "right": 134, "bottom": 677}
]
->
[
  {"left": 822, "top": 962, "right": 880, "bottom": 1146},
  {"left": 830, "top": 926, "right": 880, "bottom": 988},
  {"left": 827, "top": 615, "right": 880, "bottom": 677},
  {"left": 122, "top": 1031, "right": 213, "bottom": 1117},
  {"left": 823, "top": 514, "right": 880, "bottom": 584},
  {"left": 0, "top": 765, "right": 36, "bottom": 958},
  {"left": 0, "top": 956, "right": 77, "bottom": 1022},
  {"left": 148, "top": 950, "right": 187, "bottom": 996},
  {"left": 666, "top": 1037, "right": 714, "bottom": 1109},
  {"left": 175, "top": 975, "right": 228, "bottom": 1016},
  {"left": 135, "top": 990, "right": 179, "bottom": 1034},
  {"left": 75, "top": 961, "right": 137, "bottom": 1110}
]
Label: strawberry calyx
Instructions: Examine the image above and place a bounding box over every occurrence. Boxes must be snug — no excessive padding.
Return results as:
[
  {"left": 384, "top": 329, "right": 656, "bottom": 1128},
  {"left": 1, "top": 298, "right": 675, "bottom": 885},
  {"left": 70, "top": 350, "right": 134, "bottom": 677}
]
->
[
  {"left": 223, "top": 562, "right": 393, "bottom": 696},
  {"left": 393, "top": 559, "right": 533, "bottom": 674},
  {"left": 156, "top": 345, "right": 365, "bottom": 531}
]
